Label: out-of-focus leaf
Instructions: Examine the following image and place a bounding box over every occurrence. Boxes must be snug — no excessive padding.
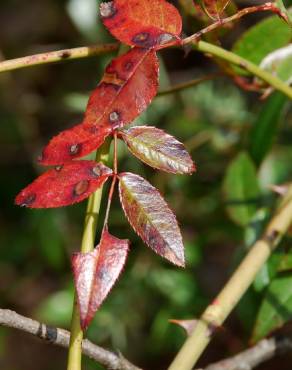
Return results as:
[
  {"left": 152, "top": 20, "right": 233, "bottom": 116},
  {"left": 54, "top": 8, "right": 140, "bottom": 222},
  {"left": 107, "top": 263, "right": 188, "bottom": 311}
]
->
[
  {"left": 39, "top": 123, "right": 112, "bottom": 166},
  {"left": 232, "top": 14, "right": 291, "bottom": 71},
  {"left": 259, "top": 44, "right": 292, "bottom": 84},
  {"left": 15, "top": 161, "right": 112, "bottom": 208},
  {"left": 169, "top": 319, "right": 197, "bottom": 335},
  {"left": 223, "top": 152, "right": 260, "bottom": 226},
  {"left": 84, "top": 48, "right": 159, "bottom": 128},
  {"left": 249, "top": 92, "right": 287, "bottom": 167},
  {"left": 120, "top": 126, "right": 195, "bottom": 174},
  {"left": 72, "top": 229, "right": 129, "bottom": 329},
  {"left": 252, "top": 274, "right": 292, "bottom": 343},
  {"left": 100, "top": 0, "right": 182, "bottom": 48},
  {"left": 193, "top": 0, "right": 230, "bottom": 20},
  {"left": 119, "top": 172, "right": 185, "bottom": 266}
]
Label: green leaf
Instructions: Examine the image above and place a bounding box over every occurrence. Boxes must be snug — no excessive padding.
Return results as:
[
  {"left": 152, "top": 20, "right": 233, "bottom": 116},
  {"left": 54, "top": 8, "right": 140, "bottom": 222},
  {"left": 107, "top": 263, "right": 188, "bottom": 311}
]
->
[
  {"left": 120, "top": 126, "right": 195, "bottom": 174},
  {"left": 223, "top": 152, "right": 260, "bottom": 226},
  {"left": 249, "top": 92, "right": 287, "bottom": 167},
  {"left": 232, "top": 14, "right": 292, "bottom": 71},
  {"left": 252, "top": 274, "right": 292, "bottom": 343},
  {"left": 259, "top": 44, "right": 292, "bottom": 84}
]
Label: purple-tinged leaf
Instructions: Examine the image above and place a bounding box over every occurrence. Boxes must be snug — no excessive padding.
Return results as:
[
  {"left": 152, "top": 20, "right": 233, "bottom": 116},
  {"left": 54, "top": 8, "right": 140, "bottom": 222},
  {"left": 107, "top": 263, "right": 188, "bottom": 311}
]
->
[
  {"left": 120, "top": 126, "right": 195, "bottom": 174},
  {"left": 15, "top": 161, "right": 112, "bottom": 208},
  {"left": 118, "top": 172, "right": 185, "bottom": 266},
  {"left": 72, "top": 229, "right": 129, "bottom": 329}
]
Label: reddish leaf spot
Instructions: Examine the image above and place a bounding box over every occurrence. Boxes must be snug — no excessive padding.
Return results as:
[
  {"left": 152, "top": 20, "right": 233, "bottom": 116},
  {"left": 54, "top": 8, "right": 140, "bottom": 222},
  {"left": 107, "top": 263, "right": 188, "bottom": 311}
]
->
[
  {"left": 15, "top": 161, "right": 112, "bottom": 208},
  {"left": 72, "top": 229, "right": 129, "bottom": 329},
  {"left": 74, "top": 180, "right": 89, "bottom": 196}
]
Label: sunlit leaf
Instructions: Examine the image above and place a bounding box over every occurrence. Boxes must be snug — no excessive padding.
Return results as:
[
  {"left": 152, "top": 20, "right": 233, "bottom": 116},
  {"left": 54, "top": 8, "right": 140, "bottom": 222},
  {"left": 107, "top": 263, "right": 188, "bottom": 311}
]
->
[
  {"left": 252, "top": 274, "right": 292, "bottom": 343},
  {"left": 193, "top": 0, "right": 230, "bottom": 20},
  {"left": 119, "top": 172, "right": 185, "bottom": 266},
  {"left": 100, "top": 0, "right": 182, "bottom": 48},
  {"left": 15, "top": 161, "right": 112, "bottom": 208},
  {"left": 39, "top": 123, "right": 112, "bottom": 166},
  {"left": 223, "top": 152, "right": 260, "bottom": 226},
  {"left": 72, "top": 229, "right": 129, "bottom": 329},
  {"left": 259, "top": 44, "right": 292, "bottom": 84},
  {"left": 120, "top": 126, "right": 195, "bottom": 174},
  {"left": 84, "top": 47, "right": 159, "bottom": 128}
]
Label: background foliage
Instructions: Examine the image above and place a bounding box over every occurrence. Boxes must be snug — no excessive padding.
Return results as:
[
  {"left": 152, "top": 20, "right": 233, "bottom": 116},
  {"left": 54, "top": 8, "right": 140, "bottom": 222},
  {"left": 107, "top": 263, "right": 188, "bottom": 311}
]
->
[{"left": 0, "top": 0, "right": 292, "bottom": 369}]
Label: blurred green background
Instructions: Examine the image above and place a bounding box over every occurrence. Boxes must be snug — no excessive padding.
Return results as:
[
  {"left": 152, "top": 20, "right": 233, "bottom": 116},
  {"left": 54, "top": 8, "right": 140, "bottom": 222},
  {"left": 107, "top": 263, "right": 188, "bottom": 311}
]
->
[{"left": 0, "top": 0, "right": 292, "bottom": 369}]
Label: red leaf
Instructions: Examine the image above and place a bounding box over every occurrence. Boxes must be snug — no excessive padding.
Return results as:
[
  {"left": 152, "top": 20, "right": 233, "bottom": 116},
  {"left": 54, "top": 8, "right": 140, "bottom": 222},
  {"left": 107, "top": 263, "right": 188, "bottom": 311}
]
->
[
  {"left": 120, "top": 126, "right": 196, "bottom": 174},
  {"left": 15, "top": 161, "right": 112, "bottom": 208},
  {"left": 100, "top": 0, "right": 182, "bottom": 49},
  {"left": 72, "top": 229, "right": 129, "bottom": 329},
  {"left": 39, "top": 123, "right": 112, "bottom": 166},
  {"left": 194, "top": 0, "right": 230, "bottom": 20},
  {"left": 84, "top": 47, "right": 159, "bottom": 129},
  {"left": 119, "top": 172, "right": 185, "bottom": 266}
]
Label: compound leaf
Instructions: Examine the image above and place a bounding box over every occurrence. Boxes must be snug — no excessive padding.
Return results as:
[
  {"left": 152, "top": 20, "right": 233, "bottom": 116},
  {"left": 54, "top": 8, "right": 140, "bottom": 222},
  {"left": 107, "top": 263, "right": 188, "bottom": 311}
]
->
[
  {"left": 72, "top": 229, "right": 129, "bottom": 329},
  {"left": 15, "top": 161, "right": 112, "bottom": 208},
  {"left": 39, "top": 123, "right": 112, "bottom": 166},
  {"left": 119, "top": 172, "right": 185, "bottom": 266},
  {"left": 120, "top": 126, "right": 195, "bottom": 174},
  {"left": 100, "top": 0, "right": 182, "bottom": 48}
]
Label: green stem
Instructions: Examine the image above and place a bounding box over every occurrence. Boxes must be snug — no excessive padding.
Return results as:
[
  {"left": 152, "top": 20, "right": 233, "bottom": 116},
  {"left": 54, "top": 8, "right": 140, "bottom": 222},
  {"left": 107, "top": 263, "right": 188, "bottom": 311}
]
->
[
  {"left": 193, "top": 40, "right": 292, "bottom": 99},
  {"left": 0, "top": 44, "right": 118, "bottom": 73},
  {"left": 168, "top": 187, "right": 292, "bottom": 370},
  {"left": 67, "top": 139, "right": 111, "bottom": 370}
]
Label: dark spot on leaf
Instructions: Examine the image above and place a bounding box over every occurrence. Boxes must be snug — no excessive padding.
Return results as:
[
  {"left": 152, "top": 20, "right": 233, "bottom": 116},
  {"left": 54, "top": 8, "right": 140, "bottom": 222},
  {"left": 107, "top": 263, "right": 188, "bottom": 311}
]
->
[
  {"left": 69, "top": 143, "right": 81, "bottom": 155},
  {"left": 109, "top": 111, "right": 120, "bottom": 123},
  {"left": 132, "top": 32, "right": 154, "bottom": 48},
  {"left": 55, "top": 165, "right": 63, "bottom": 172},
  {"left": 124, "top": 61, "right": 133, "bottom": 71},
  {"left": 92, "top": 165, "right": 101, "bottom": 177},
  {"left": 74, "top": 180, "right": 89, "bottom": 196},
  {"left": 100, "top": 1, "right": 116, "bottom": 18},
  {"left": 20, "top": 193, "right": 36, "bottom": 207}
]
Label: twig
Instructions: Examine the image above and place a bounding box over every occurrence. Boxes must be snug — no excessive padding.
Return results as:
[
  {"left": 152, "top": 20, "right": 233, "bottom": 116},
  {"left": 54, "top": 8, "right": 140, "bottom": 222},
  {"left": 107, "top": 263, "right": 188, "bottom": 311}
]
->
[
  {"left": 157, "top": 74, "right": 221, "bottom": 96},
  {"left": 168, "top": 186, "right": 292, "bottom": 370},
  {"left": 0, "top": 44, "right": 118, "bottom": 73},
  {"left": 202, "top": 336, "right": 292, "bottom": 370},
  {"left": 0, "top": 308, "right": 141, "bottom": 370},
  {"left": 193, "top": 41, "right": 292, "bottom": 99},
  {"left": 182, "top": 2, "right": 283, "bottom": 44}
]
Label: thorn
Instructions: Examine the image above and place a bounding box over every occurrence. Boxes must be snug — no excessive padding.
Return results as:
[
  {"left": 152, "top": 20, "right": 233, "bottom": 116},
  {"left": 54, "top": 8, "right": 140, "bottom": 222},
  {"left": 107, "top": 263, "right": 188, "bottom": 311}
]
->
[{"left": 269, "top": 184, "right": 289, "bottom": 196}]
